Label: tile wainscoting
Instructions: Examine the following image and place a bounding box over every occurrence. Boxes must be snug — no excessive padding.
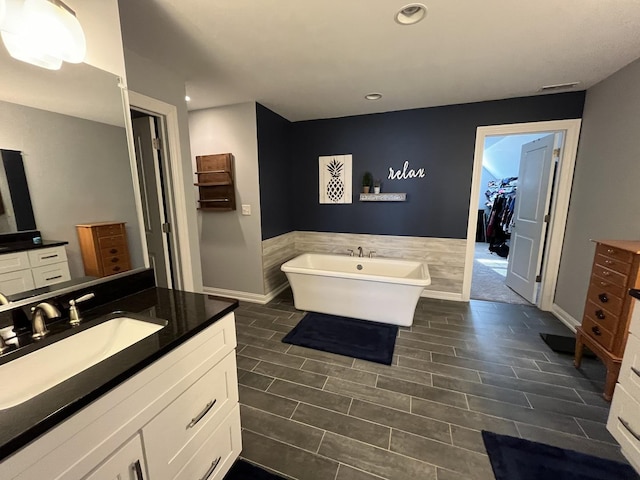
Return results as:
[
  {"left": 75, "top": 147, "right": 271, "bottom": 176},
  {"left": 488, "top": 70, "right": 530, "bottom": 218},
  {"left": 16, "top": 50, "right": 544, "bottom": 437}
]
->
[{"left": 262, "top": 231, "right": 466, "bottom": 301}]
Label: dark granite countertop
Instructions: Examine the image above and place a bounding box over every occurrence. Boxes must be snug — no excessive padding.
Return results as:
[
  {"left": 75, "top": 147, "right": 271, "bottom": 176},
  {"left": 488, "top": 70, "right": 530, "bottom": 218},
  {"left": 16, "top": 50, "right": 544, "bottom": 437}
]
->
[
  {"left": 0, "top": 286, "right": 238, "bottom": 461},
  {"left": 0, "top": 240, "right": 68, "bottom": 255},
  {"left": 631, "top": 289, "right": 640, "bottom": 301}
]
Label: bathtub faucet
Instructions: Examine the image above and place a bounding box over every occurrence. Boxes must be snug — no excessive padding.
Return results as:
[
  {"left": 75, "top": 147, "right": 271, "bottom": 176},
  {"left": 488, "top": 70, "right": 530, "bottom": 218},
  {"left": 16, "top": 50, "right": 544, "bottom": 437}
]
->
[{"left": 357, "top": 247, "right": 364, "bottom": 257}]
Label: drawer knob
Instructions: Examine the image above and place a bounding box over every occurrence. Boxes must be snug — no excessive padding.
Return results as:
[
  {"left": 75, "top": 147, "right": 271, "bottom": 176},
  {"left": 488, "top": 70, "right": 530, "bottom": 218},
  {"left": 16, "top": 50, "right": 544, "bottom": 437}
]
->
[
  {"left": 600, "top": 281, "right": 609, "bottom": 287},
  {"left": 604, "top": 260, "right": 613, "bottom": 265},
  {"left": 111, "top": 257, "right": 119, "bottom": 263},
  {"left": 601, "top": 271, "right": 610, "bottom": 276},
  {"left": 187, "top": 399, "right": 217, "bottom": 429},
  {"left": 591, "top": 326, "right": 601, "bottom": 336},
  {"left": 598, "top": 293, "right": 608, "bottom": 303},
  {"left": 607, "top": 248, "right": 615, "bottom": 254},
  {"left": 110, "top": 248, "right": 117, "bottom": 254},
  {"left": 595, "top": 310, "right": 605, "bottom": 320},
  {"left": 113, "top": 266, "right": 121, "bottom": 272}
]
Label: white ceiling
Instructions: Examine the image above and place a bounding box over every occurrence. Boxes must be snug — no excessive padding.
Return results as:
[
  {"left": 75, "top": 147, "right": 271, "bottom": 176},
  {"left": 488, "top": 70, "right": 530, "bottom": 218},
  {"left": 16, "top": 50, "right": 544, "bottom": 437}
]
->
[{"left": 118, "top": 0, "right": 640, "bottom": 122}]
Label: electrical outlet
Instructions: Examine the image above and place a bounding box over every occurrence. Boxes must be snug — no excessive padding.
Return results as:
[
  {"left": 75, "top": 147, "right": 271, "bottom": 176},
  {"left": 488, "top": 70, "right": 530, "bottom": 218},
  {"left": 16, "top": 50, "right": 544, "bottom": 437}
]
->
[{"left": 241, "top": 204, "right": 251, "bottom": 216}]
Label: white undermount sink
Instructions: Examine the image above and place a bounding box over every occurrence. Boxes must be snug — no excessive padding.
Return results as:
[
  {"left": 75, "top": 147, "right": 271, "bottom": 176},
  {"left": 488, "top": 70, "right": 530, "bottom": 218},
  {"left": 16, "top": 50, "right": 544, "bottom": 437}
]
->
[{"left": 0, "top": 316, "right": 165, "bottom": 410}]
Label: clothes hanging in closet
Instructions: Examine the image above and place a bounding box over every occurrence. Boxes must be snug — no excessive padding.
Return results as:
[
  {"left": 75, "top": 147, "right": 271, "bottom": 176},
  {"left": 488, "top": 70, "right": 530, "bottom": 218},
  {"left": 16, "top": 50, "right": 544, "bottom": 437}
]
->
[{"left": 485, "top": 178, "right": 517, "bottom": 258}]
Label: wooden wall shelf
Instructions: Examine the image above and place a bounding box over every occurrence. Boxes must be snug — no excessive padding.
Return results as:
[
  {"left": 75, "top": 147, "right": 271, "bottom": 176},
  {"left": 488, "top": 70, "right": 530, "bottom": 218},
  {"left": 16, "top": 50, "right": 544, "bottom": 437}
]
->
[
  {"left": 359, "top": 193, "right": 407, "bottom": 202},
  {"left": 195, "top": 153, "right": 236, "bottom": 211}
]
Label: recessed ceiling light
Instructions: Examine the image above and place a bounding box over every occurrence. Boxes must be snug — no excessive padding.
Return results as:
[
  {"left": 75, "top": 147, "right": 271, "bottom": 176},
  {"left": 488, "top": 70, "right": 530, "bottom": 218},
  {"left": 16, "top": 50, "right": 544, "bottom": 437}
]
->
[
  {"left": 365, "top": 93, "right": 382, "bottom": 100},
  {"left": 395, "top": 3, "right": 427, "bottom": 25},
  {"left": 185, "top": 95, "right": 191, "bottom": 101}
]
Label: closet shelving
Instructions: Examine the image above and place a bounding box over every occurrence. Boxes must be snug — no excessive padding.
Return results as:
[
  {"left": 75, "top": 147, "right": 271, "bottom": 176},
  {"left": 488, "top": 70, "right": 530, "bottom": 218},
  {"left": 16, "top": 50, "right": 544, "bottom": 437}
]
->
[{"left": 195, "top": 153, "right": 236, "bottom": 211}]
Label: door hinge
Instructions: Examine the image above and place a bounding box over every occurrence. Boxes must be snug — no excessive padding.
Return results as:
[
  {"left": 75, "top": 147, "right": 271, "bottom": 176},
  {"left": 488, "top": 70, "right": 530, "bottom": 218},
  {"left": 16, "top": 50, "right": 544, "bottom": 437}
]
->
[
  {"left": 535, "top": 274, "right": 542, "bottom": 282},
  {"left": 553, "top": 148, "right": 561, "bottom": 157},
  {"left": 544, "top": 214, "right": 550, "bottom": 223},
  {"left": 152, "top": 137, "right": 161, "bottom": 150},
  {"left": 161, "top": 223, "right": 171, "bottom": 233}
]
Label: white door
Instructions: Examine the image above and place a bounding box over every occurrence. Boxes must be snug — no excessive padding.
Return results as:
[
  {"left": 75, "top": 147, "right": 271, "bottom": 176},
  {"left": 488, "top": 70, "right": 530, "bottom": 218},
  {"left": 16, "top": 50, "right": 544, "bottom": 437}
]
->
[
  {"left": 132, "top": 116, "right": 172, "bottom": 288},
  {"left": 505, "top": 134, "right": 556, "bottom": 303}
]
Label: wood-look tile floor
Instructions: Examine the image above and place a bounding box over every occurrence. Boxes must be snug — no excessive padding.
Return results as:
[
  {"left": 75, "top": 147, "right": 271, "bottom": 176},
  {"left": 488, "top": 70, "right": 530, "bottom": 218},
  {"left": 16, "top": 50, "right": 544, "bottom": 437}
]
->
[{"left": 231, "top": 289, "right": 623, "bottom": 480}]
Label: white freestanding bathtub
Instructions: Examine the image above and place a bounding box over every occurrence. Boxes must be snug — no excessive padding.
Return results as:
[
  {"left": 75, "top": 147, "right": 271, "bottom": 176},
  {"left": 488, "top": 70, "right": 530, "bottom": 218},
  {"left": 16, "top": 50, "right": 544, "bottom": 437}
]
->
[{"left": 281, "top": 253, "right": 431, "bottom": 327}]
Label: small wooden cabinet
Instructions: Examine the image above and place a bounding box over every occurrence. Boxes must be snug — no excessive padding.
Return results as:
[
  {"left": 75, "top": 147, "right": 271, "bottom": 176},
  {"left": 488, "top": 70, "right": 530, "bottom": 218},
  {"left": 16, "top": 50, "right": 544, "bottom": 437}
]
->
[
  {"left": 76, "top": 222, "right": 131, "bottom": 277},
  {"left": 195, "top": 153, "right": 236, "bottom": 211},
  {"left": 575, "top": 240, "right": 640, "bottom": 400}
]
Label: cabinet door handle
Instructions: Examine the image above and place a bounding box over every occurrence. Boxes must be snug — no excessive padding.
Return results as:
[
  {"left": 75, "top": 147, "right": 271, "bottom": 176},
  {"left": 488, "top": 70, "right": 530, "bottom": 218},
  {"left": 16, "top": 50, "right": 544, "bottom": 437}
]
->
[
  {"left": 598, "top": 293, "right": 608, "bottom": 303},
  {"left": 199, "top": 456, "right": 222, "bottom": 480},
  {"left": 187, "top": 399, "right": 217, "bottom": 429},
  {"left": 591, "top": 326, "right": 601, "bottom": 336},
  {"left": 595, "top": 310, "right": 605, "bottom": 320},
  {"left": 132, "top": 460, "right": 145, "bottom": 480},
  {"left": 619, "top": 417, "right": 640, "bottom": 442}
]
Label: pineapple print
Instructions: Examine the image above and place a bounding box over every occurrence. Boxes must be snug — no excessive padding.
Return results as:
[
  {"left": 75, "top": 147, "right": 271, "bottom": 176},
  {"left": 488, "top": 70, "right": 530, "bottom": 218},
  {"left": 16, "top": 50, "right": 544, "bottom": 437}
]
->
[{"left": 326, "top": 158, "right": 344, "bottom": 202}]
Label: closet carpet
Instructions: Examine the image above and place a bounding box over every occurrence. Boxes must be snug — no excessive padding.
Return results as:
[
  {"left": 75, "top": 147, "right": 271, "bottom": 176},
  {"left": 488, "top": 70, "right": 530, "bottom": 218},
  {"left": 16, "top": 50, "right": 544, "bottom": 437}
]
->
[{"left": 471, "top": 243, "right": 530, "bottom": 305}]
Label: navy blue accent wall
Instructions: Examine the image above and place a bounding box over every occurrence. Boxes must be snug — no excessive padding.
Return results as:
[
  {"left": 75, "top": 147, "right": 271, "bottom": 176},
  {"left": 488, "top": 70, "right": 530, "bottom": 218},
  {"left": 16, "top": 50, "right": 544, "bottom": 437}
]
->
[
  {"left": 256, "top": 103, "right": 294, "bottom": 239},
  {"left": 289, "top": 92, "right": 585, "bottom": 239}
]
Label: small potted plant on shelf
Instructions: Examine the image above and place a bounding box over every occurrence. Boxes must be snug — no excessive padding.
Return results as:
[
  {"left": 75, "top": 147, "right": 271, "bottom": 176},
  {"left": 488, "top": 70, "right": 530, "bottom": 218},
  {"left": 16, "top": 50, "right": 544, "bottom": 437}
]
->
[
  {"left": 373, "top": 179, "right": 381, "bottom": 194},
  {"left": 362, "top": 171, "right": 373, "bottom": 193}
]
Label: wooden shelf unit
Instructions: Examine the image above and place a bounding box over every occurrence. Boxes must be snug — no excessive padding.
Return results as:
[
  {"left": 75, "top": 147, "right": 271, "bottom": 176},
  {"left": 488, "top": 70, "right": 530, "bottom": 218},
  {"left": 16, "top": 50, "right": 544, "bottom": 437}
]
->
[{"left": 195, "top": 153, "right": 236, "bottom": 211}]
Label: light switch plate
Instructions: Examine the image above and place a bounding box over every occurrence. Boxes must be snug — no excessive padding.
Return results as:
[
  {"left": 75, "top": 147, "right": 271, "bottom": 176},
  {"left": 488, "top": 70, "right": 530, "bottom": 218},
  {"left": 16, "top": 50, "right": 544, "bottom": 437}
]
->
[{"left": 241, "top": 204, "right": 251, "bottom": 216}]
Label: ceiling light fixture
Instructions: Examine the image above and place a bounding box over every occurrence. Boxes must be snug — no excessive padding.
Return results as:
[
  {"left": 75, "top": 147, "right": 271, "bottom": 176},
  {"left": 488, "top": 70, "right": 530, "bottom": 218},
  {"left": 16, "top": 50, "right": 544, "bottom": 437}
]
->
[
  {"left": 185, "top": 95, "right": 191, "bottom": 102},
  {"left": 0, "top": 0, "right": 86, "bottom": 70},
  {"left": 365, "top": 93, "right": 382, "bottom": 101},
  {"left": 395, "top": 3, "right": 427, "bottom": 25}
]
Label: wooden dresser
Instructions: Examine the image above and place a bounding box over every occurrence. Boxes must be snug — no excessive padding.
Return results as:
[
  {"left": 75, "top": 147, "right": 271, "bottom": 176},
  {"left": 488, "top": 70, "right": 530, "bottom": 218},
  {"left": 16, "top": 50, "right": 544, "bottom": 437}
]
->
[
  {"left": 575, "top": 240, "right": 640, "bottom": 400},
  {"left": 76, "top": 222, "right": 131, "bottom": 277}
]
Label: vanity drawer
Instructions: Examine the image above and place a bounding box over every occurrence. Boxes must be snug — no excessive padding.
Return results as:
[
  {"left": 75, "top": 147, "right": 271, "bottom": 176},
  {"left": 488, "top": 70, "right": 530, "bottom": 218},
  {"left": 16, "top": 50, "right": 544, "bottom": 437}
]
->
[
  {"left": 0, "top": 251, "right": 30, "bottom": 274},
  {"left": 143, "top": 352, "right": 239, "bottom": 480},
  {"left": 97, "top": 235, "right": 127, "bottom": 250},
  {"left": 32, "top": 262, "right": 71, "bottom": 288},
  {"left": 172, "top": 405, "right": 241, "bottom": 480},
  {"left": 584, "top": 299, "right": 621, "bottom": 332},
  {"left": 595, "top": 254, "right": 632, "bottom": 276},
  {"left": 0, "top": 269, "right": 35, "bottom": 295},
  {"left": 596, "top": 243, "right": 634, "bottom": 264},
  {"left": 619, "top": 334, "right": 640, "bottom": 400},
  {"left": 587, "top": 281, "right": 624, "bottom": 314},
  {"left": 95, "top": 223, "right": 125, "bottom": 238},
  {"left": 582, "top": 315, "right": 615, "bottom": 351},
  {"left": 608, "top": 385, "right": 640, "bottom": 469},
  {"left": 28, "top": 246, "right": 68, "bottom": 268}
]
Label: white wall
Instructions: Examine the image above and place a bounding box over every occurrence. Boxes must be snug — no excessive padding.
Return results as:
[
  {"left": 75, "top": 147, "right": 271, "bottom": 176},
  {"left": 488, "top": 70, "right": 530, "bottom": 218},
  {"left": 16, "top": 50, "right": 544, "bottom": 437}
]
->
[
  {"left": 0, "top": 100, "right": 143, "bottom": 277},
  {"left": 482, "top": 133, "right": 548, "bottom": 179},
  {"left": 123, "top": 48, "right": 204, "bottom": 292},
  {"left": 555, "top": 57, "right": 640, "bottom": 320},
  {"left": 189, "top": 103, "right": 265, "bottom": 295}
]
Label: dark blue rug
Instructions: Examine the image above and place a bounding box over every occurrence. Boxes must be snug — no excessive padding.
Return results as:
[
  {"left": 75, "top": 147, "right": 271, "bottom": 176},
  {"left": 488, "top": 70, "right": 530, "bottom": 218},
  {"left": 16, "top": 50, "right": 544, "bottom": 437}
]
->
[
  {"left": 482, "top": 431, "right": 639, "bottom": 480},
  {"left": 224, "top": 460, "right": 286, "bottom": 479},
  {"left": 282, "top": 312, "right": 398, "bottom": 365}
]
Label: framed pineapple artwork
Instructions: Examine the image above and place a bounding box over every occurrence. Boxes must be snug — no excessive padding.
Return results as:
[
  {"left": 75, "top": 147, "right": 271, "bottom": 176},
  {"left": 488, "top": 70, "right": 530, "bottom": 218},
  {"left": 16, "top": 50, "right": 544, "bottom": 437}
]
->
[{"left": 319, "top": 154, "right": 352, "bottom": 204}]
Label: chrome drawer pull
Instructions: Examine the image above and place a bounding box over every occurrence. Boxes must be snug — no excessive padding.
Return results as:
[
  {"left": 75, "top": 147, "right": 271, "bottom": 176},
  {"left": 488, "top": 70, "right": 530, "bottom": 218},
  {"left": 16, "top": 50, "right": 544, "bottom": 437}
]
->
[
  {"left": 595, "top": 310, "right": 605, "bottom": 320},
  {"left": 187, "top": 399, "right": 217, "bottom": 429},
  {"left": 591, "top": 326, "right": 601, "bottom": 336},
  {"left": 598, "top": 293, "right": 608, "bottom": 303},
  {"left": 132, "top": 460, "right": 145, "bottom": 480},
  {"left": 619, "top": 417, "right": 640, "bottom": 443},
  {"left": 631, "top": 367, "right": 640, "bottom": 378},
  {"left": 199, "top": 456, "right": 222, "bottom": 480}
]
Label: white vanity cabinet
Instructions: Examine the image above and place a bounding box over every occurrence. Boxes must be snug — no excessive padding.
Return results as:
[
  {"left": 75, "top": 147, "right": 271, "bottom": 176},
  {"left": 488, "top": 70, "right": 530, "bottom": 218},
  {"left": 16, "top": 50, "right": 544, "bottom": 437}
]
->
[
  {"left": 0, "top": 246, "right": 70, "bottom": 295},
  {"left": 0, "top": 312, "right": 241, "bottom": 480}
]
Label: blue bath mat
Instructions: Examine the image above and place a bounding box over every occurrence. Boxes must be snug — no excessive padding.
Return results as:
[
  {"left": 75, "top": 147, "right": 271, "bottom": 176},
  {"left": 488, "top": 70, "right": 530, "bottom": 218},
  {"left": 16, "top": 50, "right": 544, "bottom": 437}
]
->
[
  {"left": 482, "top": 431, "right": 639, "bottom": 480},
  {"left": 282, "top": 312, "right": 398, "bottom": 365}
]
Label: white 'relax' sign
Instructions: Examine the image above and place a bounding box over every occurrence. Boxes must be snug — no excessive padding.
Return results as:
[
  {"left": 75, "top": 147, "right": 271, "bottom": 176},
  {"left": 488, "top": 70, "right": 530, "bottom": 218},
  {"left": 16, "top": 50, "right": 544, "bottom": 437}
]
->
[
  {"left": 319, "top": 154, "right": 352, "bottom": 204},
  {"left": 388, "top": 161, "right": 426, "bottom": 180}
]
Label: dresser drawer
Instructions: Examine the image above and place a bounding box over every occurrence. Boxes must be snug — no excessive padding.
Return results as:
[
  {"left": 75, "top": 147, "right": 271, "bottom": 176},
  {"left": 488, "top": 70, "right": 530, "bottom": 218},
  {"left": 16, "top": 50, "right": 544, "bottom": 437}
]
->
[
  {"left": 28, "top": 246, "right": 67, "bottom": 268},
  {"left": 587, "top": 281, "right": 624, "bottom": 314},
  {"left": 607, "top": 385, "right": 640, "bottom": 469},
  {"left": 590, "top": 274, "right": 627, "bottom": 299},
  {"left": 592, "top": 264, "right": 628, "bottom": 288},
  {"left": 95, "top": 224, "right": 125, "bottom": 238},
  {"left": 143, "top": 352, "right": 239, "bottom": 480},
  {"left": 0, "top": 269, "right": 34, "bottom": 295},
  {"left": 619, "top": 334, "right": 640, "bottom": 401},
  {"left": 101, "top": 254, "right": 129, "bottom": 267},
  {"left": 101, "top": 260, "right": 130, "bottom": 276},
  {"left": 100, "top": 245, "right": 128, "bottom": 258},
  {"left": 97, "top": 235, "right": 127, "bottom": 250},
  {"left": 582, "top": 316, "right": 615, "bottom": 351},
  {"left": 172, "top": 405, "right": 241, "bottom": 480},
  {"left": 595, "top": 254, "right": 632, "bottom": 276},
  {"left": 584, "top": 301, "right": 621, "bottom": 334},
  {"left": 32, "top": 262, "right": 71, "bottom": 288},
  {"left": 596, "top": 243, "right": 635, "bottom": 264},
  {"left": 0, "top": 251, "right": 30, "bottom": 274}
]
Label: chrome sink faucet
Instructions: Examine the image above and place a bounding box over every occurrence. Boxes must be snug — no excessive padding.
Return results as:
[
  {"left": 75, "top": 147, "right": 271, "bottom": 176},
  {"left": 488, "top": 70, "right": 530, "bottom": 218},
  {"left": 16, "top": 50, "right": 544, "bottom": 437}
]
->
[
  {"left": 31, "top": 302, "right": 61, "bottom": 339},
  {"left": 357, "top": 246, "right": 364, "bottom": 257}
]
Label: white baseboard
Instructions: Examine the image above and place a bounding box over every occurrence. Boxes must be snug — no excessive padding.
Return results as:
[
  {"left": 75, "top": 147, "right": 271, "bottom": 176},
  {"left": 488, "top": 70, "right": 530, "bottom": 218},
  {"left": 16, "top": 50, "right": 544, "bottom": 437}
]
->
[
  {"left": 550, "top": 303, "right": 579, "bottom": 332},
  {"left": 202, "top": 282, "right": 290, "bottom": 305},
  {"left": 421, "top": 290, "right": 464, "bottom": 302}
]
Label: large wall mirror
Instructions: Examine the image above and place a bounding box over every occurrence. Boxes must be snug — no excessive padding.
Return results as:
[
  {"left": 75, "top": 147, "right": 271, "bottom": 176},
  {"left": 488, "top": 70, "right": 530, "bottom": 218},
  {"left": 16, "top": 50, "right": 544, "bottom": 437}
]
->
[{"left": 0, "top": 46, "right": 144, "bottom": 306}]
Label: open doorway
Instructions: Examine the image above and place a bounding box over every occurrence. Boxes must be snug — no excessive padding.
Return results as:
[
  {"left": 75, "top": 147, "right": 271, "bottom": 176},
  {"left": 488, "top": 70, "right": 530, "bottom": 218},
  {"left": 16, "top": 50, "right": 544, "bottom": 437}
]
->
[{"left": 472, "top": 132, "right": 561, "bottom": 304}]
